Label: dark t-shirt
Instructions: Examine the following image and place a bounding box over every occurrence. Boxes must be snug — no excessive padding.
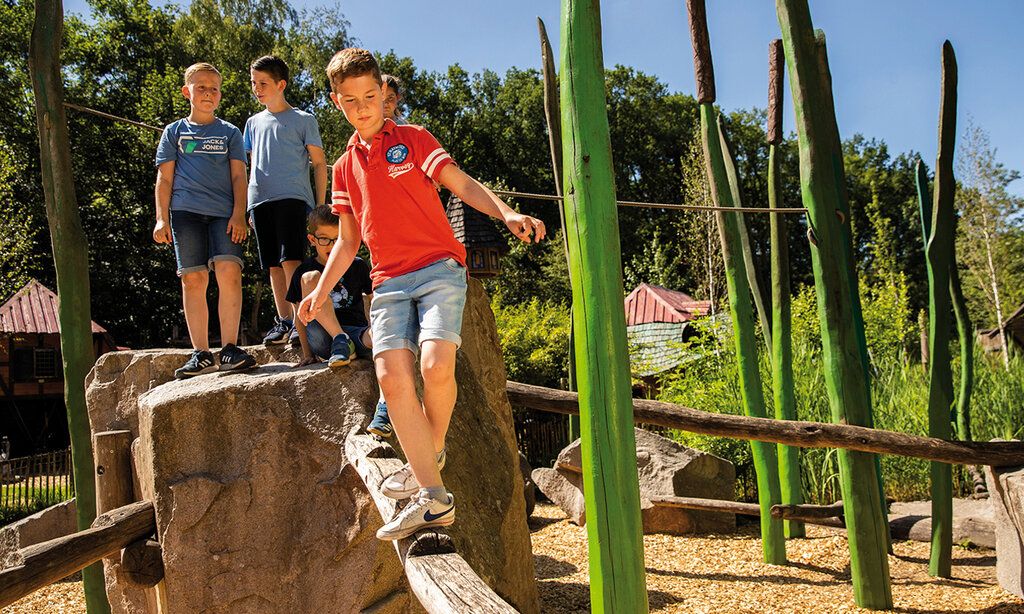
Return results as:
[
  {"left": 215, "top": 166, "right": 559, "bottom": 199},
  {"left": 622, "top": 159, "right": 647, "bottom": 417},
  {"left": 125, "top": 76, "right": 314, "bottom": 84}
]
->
[{"left": 286, "top": 257, "right": 372, "bottom": 327}]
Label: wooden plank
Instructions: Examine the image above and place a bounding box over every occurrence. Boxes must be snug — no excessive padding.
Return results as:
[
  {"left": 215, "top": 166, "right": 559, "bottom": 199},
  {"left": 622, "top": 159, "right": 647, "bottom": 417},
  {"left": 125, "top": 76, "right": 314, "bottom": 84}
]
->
[
  {"left": 0, "top": 500, "right": 155, "bottom": 608},
  {"left": 505, "top": 381, "right": 1024, "bottom": 467},
  {"left": 343, "top": 433, "right": 516, "bottom": 614}
]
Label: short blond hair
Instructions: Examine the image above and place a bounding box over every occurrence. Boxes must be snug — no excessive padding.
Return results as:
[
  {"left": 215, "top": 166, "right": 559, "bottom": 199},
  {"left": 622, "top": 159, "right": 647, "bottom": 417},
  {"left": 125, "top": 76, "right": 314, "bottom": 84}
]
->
[
  {"left": 326, "top": 48, "right": 381, "bottom": 93},
  {"left": 184, "top": 62, "right": 221, "bottom": 85}
]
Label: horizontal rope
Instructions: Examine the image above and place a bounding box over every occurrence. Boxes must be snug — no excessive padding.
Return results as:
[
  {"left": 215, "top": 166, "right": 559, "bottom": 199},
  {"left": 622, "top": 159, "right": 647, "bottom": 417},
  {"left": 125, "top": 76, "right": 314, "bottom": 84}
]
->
[
  {"left": 61, "top": 102, "right": 809, "bottom": 216},
  {"left": 63, "top": 102, "right": 162, "bottom": 134},
  {"left": 491, "top": 189, "right": 807, "bottom": 214}
]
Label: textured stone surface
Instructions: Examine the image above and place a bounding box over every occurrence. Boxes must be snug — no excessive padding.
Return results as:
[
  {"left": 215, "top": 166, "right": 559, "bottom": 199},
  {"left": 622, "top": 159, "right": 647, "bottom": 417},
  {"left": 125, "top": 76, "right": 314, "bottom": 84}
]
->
[
  {"left": 888, "top": 498, "right": 995, "bottom": 549},
  {"left": 520, "top": 452, "right": 536, "bottom": 517},
  {"left": 547, "top": 427, "right": 736, "bottom": 534},
  {"left": 987, "top": 464, "right": 1024, "bottom": 598},
  {"left": 85, "top": 278, "right": 538, "bottom": 614},
  {"left": 532, "top": 467, "right": 586, "bottom": 526},
  {"left": 0, "top": 499, "right": 77, "bottom": 569}
]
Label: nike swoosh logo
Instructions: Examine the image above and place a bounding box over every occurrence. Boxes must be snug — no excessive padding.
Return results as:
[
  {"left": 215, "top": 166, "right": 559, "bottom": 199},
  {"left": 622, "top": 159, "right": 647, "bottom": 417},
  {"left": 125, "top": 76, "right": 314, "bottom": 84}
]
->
[{"left": 423, "top": 506, "right": 453, "bottom": 522}]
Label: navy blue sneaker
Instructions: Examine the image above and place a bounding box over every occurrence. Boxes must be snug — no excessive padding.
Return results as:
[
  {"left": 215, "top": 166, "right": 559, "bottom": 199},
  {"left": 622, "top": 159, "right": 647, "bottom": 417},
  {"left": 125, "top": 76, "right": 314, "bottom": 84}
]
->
[
  {"left": 218, "top": 343, "right": 256, "bottom": 372},
  {"left": 174, "top": 350, "right": 217, "bottom": 379},
  {"left": 327, "top": 333, "right": 356, "bottom": 368},
  {"left": 263, "top": 316, "right": 293, "bottom": 346},
  {"left": 367, "top": 401, "right": 393, "bottom": 438}
]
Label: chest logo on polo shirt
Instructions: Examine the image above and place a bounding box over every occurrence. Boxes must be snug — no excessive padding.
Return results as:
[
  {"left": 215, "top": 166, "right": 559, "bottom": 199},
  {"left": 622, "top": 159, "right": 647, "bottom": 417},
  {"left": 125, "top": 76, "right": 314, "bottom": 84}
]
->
[{"left": 385, "top": 144, "right": 409, "bottom": 163}]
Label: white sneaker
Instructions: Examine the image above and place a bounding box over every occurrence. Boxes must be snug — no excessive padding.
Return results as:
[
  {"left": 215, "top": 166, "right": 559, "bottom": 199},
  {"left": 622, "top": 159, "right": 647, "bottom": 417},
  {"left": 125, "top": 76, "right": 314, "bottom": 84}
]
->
[
  {"left": 381, "top": 448, "right": 446, "bottom": 500},
  {"left": 376, "top": 492, "right": 455, "bottom": 541}
]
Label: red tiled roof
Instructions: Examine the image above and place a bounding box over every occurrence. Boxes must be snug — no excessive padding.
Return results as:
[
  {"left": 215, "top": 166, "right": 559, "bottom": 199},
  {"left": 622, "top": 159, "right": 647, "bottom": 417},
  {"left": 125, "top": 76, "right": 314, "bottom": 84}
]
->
[
  {"left": 0, "top": 280, "right": 106, "bottom": 334},
  {"left": 624, "top": 283, "right": 712, "bottom": 326}
]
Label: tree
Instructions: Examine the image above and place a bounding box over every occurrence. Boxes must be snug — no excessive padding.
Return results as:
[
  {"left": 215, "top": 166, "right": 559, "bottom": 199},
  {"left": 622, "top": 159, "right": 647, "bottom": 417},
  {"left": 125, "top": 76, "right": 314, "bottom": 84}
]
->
[{"left": 956, "top": 120, "right": 1024, "bottom": 368}]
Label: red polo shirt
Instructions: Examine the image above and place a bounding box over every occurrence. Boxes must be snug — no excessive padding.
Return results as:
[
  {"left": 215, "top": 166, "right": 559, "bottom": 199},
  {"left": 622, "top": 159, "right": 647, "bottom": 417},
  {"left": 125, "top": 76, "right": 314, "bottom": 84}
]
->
[{"left": 331, "top": 119, "right": 467, "bottom": 288}]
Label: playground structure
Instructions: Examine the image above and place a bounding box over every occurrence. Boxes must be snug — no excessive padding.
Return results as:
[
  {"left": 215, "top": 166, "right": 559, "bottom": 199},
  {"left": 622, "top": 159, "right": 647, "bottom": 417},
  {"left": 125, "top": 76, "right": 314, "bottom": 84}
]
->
[{"left": 9, "top": 0, "right": 1024, "bottom": 612}]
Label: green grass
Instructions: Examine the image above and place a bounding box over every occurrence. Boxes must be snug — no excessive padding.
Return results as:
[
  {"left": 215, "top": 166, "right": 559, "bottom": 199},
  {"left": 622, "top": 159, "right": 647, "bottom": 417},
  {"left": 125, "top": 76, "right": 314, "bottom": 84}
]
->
[{"left": 656, "top": 284, "right": 1024, "bottom": 504}]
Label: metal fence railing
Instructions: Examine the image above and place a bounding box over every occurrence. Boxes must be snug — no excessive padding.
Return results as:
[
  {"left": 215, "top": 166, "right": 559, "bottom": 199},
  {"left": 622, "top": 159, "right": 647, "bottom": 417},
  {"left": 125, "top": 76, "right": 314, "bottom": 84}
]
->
[{"left": 0, "top": 448, "right": 74, "bottom": 511}]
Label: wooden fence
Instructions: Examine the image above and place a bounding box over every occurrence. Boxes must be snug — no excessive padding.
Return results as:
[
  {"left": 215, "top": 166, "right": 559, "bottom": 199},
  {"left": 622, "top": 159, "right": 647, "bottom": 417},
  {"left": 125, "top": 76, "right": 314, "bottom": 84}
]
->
[
  {"left": 1, "top": 448, "right": 74, "bottom": 510},
  {"left": 512, "top": 408, "right": 569, "bottom": 469}
]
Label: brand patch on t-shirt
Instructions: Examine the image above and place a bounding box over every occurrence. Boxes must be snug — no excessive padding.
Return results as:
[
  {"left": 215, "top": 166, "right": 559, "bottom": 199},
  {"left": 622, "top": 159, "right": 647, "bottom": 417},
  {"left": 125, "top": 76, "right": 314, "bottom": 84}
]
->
[
  {"left": 385, "top": 143, "right": 409, "bottom": 163},
  {"left": 179, "top": 135, "right": 228, "bottom": 155}
]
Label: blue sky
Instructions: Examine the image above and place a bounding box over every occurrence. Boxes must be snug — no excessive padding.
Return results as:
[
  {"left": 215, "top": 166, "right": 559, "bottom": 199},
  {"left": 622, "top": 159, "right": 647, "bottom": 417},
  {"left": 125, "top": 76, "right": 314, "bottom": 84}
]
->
[{"left": 66, "top": 0, "right": 1023, "bottom": 193}]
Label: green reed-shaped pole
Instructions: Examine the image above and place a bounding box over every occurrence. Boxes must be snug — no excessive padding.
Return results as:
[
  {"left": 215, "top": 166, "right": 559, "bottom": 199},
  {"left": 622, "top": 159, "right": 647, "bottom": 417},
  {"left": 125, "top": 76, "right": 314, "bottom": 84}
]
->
[
  {"left": 685, "top": 0, "right": 787, "bottom": 565},
  {"left": 767, "top": 39, "right": 804, "bottom": 540},
  {"left": 560, "top": 0, "right": 648, "bottom": 610},
  {"left": 775, "top": 0, "right": 892, "bottom": 607}
]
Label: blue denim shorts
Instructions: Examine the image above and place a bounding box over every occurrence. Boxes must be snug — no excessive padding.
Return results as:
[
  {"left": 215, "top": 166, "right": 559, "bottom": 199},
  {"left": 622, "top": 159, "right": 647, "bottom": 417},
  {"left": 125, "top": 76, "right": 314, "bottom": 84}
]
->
[
  {"left": 369, "top": 258, "right": 468, "bottom": 357},
  {"left": 169, "top": 210, "right": 245, "bottom": 275},
  {"left": 305, "top": 321, "right": 372, "bottom": 360}
]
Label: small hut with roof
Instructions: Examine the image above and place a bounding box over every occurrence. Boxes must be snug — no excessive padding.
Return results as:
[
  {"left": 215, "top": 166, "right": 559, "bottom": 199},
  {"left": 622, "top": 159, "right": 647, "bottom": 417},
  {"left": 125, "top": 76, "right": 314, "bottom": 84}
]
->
[
  {"left": 624, "top": 283, "right": 712, "bottom": 377},
  {"left": 445, "top": 195, "right": 508, "bottom": 278}
]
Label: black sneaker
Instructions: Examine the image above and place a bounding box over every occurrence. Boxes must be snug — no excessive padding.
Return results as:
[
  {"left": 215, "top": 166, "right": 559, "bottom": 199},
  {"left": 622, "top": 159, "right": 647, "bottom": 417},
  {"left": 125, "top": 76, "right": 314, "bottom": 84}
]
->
[
  {"left": 174, "top": 350, "right": 217, "bottom": 379},
  {"left": 263, "top": 316, "right": 293, "bottom": 346},
  {"left": 219, "top": 343, "right": 256, "bottom": 372},
  {"left": 288, "top": 327, "right": 300, "bottom": 349}
]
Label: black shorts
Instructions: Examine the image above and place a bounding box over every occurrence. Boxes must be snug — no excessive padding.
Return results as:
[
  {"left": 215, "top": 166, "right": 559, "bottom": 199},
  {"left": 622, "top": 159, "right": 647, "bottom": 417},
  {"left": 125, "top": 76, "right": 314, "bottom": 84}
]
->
[{"left": 250, "top": 199, "right": 309, "bottom": 270}]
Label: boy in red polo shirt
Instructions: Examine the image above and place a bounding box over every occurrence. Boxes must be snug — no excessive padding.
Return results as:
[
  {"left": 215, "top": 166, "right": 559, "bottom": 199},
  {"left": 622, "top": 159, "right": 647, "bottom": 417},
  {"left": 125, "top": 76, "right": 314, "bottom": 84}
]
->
[{"left": 298, "top": 48, "right": 545, "bottom": 540}]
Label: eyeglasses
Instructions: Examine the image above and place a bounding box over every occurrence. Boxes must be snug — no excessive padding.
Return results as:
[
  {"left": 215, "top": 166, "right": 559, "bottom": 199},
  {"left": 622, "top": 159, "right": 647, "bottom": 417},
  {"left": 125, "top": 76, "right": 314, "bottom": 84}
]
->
[{"left": 312, "top": 235, "right": 337, "bottom": 247}]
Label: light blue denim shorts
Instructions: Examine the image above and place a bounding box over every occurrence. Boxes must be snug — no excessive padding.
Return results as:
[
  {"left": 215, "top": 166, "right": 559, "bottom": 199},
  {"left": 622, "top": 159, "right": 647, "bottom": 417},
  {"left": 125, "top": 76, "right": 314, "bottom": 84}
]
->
[{"left": 369, "top": 258, "right": 468, "bottom": 358}]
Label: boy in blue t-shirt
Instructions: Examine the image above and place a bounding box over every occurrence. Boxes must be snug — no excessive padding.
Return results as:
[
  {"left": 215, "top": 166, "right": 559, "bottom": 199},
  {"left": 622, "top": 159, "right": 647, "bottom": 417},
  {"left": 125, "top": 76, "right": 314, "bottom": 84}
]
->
[
  {"left": 244, "top": 55, "right": 328, "bottom": 348},
  {"left": 154, "top": 62, "right": 256, "bottom": 379}
]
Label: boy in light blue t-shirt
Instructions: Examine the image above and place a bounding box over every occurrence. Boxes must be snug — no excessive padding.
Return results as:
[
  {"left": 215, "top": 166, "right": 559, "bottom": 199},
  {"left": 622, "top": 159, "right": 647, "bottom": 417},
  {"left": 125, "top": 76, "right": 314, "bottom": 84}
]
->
[
  {"left": 244, "top": 55, "right": 327, "bottom": 348},
  {"left": 153, "top": 62, "right": 256, "bottom": 379}
]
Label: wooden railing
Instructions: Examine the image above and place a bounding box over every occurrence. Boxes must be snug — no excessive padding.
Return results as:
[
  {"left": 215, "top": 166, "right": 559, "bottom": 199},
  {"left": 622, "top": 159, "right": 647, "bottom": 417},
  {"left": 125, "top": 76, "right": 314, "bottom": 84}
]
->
[
  {"left": 506, "top": 381, "right": 1024, "bottom": 467},
  {"left": 0, "top": 500, "right": 155, "bottom": 608}
]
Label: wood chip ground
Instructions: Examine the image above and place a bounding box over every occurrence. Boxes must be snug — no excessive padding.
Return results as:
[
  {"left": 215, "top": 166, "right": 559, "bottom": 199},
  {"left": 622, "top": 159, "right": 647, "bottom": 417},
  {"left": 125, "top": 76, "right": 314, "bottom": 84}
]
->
[
  {"left": 5, "top": 503, "right": 1023, "bottom": 612},
  {"left": 530, "top": 503, "right": 1024, "bottom": 613}
]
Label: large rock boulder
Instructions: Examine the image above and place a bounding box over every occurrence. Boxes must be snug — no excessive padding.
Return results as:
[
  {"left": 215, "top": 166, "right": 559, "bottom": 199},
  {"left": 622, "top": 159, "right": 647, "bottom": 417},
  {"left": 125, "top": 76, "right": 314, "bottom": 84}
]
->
[
  {"left": 888, "top": 499, "right": 995, "bottom": 549},
  {"left": 535, "top": 427, "right": 736, "bottom": 534},
  {"left": 86, "top": 278, "right": 538, "bottom": 614},
  {"left": 0, "top": 499, "right": 77, "bottom": 569},
  {"left": 987, "top": 464, "right": 1024, "bottom": 598}
]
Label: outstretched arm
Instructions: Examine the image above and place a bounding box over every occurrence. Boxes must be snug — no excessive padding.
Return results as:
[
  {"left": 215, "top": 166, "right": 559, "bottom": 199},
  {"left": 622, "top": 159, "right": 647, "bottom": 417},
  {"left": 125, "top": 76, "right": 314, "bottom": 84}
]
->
[
  {"left": 297, "top": 213, "right": 361, "bottom": 324},
  {"left": 437, "top": 165, "right": 546, "bottom": 244}
]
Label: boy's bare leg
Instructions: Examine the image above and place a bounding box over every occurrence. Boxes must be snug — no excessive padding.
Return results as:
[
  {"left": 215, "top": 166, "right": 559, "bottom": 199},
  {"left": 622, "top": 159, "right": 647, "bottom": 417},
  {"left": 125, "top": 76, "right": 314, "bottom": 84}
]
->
[
  {"left": 419, "top": 339, "right": 458, "bottom": 454},
  {"left": 300, "top": 271, "right": 343, "bottom": 337},
  {"left": 376, "top": 349, "right": 442, "bottom": 488},
  {"left": 181, "top": 270, "right": 210, "bottom": 350},
  {"left": 213, "top": 260, "right": 243, "bottom": 346},
  {"left": 269, "top": 260, "right": 301, "bottom": 319},
  {"left": 268, "top": 266, "right": 289, "bottom": 318}
]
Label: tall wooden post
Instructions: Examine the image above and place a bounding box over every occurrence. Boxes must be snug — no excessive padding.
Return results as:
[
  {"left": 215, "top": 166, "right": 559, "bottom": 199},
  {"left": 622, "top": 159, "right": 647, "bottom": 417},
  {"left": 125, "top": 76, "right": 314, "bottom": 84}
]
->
[
  {"left": 923, "top": 41, "right": 959, "bottom": 578},
  {"left": 559, "top": 0, "right": 648, "bottom": 610},
  {"left": 767, "top": 39, "right": 804, "bottom": 540},
  {"left": 685, "top": 0, "right": 787, "bottom": 565},
  {"left": 28, "top": 1, "right": 108, "bottom": 611},
  {"left": 775, "top": 0, "right": 893, "bottom": 608},
  {"left": 537, "top": 17, "right": 580, "bottom": 442}
]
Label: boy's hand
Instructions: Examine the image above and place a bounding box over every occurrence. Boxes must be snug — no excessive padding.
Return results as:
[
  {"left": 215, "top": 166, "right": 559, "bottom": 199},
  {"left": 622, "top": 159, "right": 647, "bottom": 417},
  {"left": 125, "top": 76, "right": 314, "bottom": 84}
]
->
[
  {"left": 297, "top": 290, "right": 326, "bottom": 325},
  {"left": 226, "top": 214, "right": 248, "bottom": 244},
  {"left": 504, "top": 212, "right": 546, "bottom": 243},
  {"left": 153, "top": 219, "right": 172, "bottom": 244},
  {"left": 294, "top": 356, "right": 320, "bottom": 368}
]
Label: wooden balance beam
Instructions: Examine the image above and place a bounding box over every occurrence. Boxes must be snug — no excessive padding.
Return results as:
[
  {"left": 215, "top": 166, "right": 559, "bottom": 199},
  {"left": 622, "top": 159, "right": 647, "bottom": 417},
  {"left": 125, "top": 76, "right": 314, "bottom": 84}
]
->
[{"left": 344, "top": 433, "right": 517, "bottom": 614}]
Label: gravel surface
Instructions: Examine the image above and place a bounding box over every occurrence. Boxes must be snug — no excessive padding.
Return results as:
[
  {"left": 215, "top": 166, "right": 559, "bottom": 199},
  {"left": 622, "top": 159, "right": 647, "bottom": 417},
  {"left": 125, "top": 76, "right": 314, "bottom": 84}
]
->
[{"left": 8, "top": 504, "right": 1023, "bottom": 613}]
